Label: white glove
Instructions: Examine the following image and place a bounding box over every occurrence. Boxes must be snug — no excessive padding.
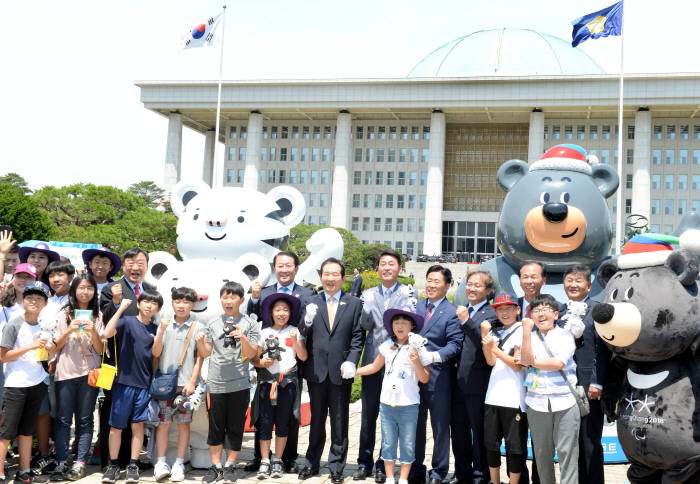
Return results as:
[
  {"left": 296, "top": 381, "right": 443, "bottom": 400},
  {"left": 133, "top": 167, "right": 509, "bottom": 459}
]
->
[
  {"left": 424, "top": 350, "right": 442, "bottom": 364},
  {"left": 361, "top": 292, "right": 374, "bottom": 314},
  {"left": 340, "top": 361, "right": 356, "bottom": 379},
  {"left": 304, "top": 303, "right": 318, "bottom": 327}
]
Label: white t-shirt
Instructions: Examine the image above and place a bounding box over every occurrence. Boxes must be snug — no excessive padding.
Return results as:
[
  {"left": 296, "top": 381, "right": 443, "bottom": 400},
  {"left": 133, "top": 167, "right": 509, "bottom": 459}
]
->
[
  {"left": 259, "top": 326, "right": 304, "bottom": 374},
  {"left": 485, "top": 323, "right": 527, "bottom": 410},
  {"left": 378, "top": 340, "right": 421, "bottom": 406},
  {"left": 0, "top": 315, "right": 49, "bottom": 387}
]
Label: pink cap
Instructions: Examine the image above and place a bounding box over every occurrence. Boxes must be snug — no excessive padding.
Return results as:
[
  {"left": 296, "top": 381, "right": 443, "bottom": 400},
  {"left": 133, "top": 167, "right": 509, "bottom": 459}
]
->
[{"left": 13, "top": 263, "right": 37, "bottom": 278}]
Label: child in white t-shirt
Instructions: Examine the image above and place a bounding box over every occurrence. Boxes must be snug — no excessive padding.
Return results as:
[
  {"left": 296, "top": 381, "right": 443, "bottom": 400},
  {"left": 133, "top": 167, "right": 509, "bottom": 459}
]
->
[
  {"left": 356, "top": 307, "right": 430, "bottom": 484},
  {"left": 480, "top": 293, "right": 528, "bottom": 484},
  {"left": 253, "top": 293, "right": 307, "bottom": 479}
]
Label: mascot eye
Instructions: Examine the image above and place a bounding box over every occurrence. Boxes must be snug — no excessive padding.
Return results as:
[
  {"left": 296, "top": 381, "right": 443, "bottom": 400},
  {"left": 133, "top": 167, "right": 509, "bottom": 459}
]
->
[
  {"left": 539, "top": 192, "right": 550, "bottom": 204},
  {"left": 193, "top": 214, "right": 199, "bottom": 221},
  {"left": 610, "top": 289, "right": 618, "bottom": 301},
  {"left": 560, "top": 192, "right": 570, "bottom": 203},
  {"left": 237, "top": 216, "right": 245, "bottom": 223},
  {"left": 624, "top": 287, "right": 634, "bottom": 300}
]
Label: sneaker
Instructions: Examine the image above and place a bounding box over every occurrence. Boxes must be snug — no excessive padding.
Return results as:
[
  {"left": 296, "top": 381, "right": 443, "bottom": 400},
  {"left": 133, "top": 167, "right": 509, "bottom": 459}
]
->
[
  {"left": 202, "top": 466, "right": 222, "bottom": 484},
  {"left": 257, "top": 462, "right": 270, "bottom": 480},
  {"left": 222, "top": 465, "right": 236, "bottom": 484},
  {"left": 153, "top": 462, "right": 170, "bottom": 482},
  {"left": 270, "top": 460, "right": 283, "bottom": 479},
  {"left": 30, "top": 456, "right": 50, "bottom": 475},
  {"left": 170, "top": 463, "right": 185, "bottom": 482},
  {"left": 102, "top": 465, "right": 120, "bottom": 484},
  {"left": 49, "top": 463, "right": 67, "bottom": 482},
  {"left": 42, "top": 463, "right": 58, "bottom": 476},
  {"left": 66, "top": 463, "right": 85, "bottom": 482},
  {"left": 124, "top": 464, "right": 139, "bottom": 484},
  {"left": 15, "top": 472, "right": 50, "bottom": 484}
]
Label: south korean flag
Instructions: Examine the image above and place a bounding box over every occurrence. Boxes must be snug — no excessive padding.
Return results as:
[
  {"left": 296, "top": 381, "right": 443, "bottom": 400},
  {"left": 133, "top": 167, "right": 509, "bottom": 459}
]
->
[{"left": 181, "top": 11, "right": 223, "bottom": 50}]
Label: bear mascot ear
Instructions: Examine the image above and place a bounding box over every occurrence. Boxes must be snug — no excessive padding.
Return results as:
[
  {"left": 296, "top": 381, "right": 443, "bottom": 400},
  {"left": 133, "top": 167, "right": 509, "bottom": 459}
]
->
[
  {"left": 170, "top": 180, "right": 211, "bottom": 218},
  {"left": 497, "top": 159, "right": 529, "bottom": 192},
  {"left": 590, "top": 164, "right": 619, "bottom": 199},
  {"left": 665, "top": 248, "right": 700, "bottom": 286},
  {"left": 596, "top": 258, "right": 619, "bottom": 289},
  {"left": 144, "top": 251, "right": 179, "bottom": 287},
  {"left": 266, "top": 186, "right": 306, "bottom": 227},
  {"left": 231, "top": 252, "right": 272, "bottom": 288}
]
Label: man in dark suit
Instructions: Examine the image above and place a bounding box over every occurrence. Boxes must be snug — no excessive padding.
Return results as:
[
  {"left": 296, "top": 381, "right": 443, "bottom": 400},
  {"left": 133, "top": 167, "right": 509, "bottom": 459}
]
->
[
  {"left": 99, "top": 248, "right": 155, "bottom": 469},
  {"left": 409, "top": 265, "right": 462, "bottom": 484},
  {"left": 450, "top": 270, "right": 496, "bottom": 484},
  {"left": 298, "top": 258, "right": 365, "bottom": 484},
  {"left": 244, "top": 251, "right": 313, "bottom": 473},
  {"left": 562, "top": 264, "right": 611, "bottom": 484},
  {"left": 350, "top": 268, "right": 363, "bottom": 297},
  {"left": 517, "top": 262, "right": 547, "bottom": 321}
]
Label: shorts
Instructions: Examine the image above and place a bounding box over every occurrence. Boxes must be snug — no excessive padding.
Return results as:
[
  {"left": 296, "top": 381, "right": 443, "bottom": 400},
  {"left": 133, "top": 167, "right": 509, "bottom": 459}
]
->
[
  {"left": 207, "top": 389, "right": 250, "bottom": 451},
  {"left": 484, "top": 404, "right": 528, "bottom": 455},
  {"left": 158, "top": 398, "right": 193, "bottom": 425},
  {"left": 256, "top": 382, "right": 296, "bottom": 440},
  {"left": 109, "top": 383, "right": 151, "bottom": 429},
  {"left": 0, "top": 383, "right": 48, "bottom": 440}
]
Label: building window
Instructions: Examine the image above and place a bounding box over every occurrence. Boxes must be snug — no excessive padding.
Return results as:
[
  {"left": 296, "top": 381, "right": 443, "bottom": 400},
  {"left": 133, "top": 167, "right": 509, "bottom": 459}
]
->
[
  {"left": 626, "top": 149, "right": 633, "bottom": 164},
  {"left": 552, "top": 125, "right": 560, "bottom": 140},
  {"left": 269, "top": 170, "right": 276, "bottom": 183},
  {"left": 228, "top": 147, "right": 235, "bottom": 161},
  {"left": 365, "top": 171, "right": 372, "bottom": 185},
  {"left": 301, "top": 126, "right": 309, "bottom": 140},
  {"left": 625, "top": 199, "right": 632, "bottom": 214},
  {"left": 680, "top": 150, "right": 688, "bottom": 165},
  {"left": 362, "top": 217, "right": 370, "bottom": 231},
  {"left": 301, "top": 148, "right": 309, "bottom": 162},
  {"left": 410, "top": 149, "right": 419, "bottom": 163},
  {"left": 308, "top": 193, "right": 317, "bottom": 207},
  {"left": 543, "top": 126, "right": 548, "bottom": 140},
  {"left": 422, "top": 148, "right": 429, "bottom": 163},
  {"left": 694, "top": 150, "right": 700, "bottom": 164},
  {"left": 260, "top": 170, "right": 266, "bottom": 184},
  {"left": 324, "top": 126, "right": 332, "bottom": 139},
  {"left": 398, "top": 172, "right": 406, "bottom": 185},
  {"left": 356, "top": 126, "right": 363, "bottom": 140},
  {"left": 400, "top": 149, "right": 407, "bottom": 163},
  {"left": 589, "top": 125, "right": 598, "bottom": 140},
  {"left": 602, "top": 125, "right": 611, "bottom": 139},
  {"left": 313, "top": 126, "right": 320, "bottom": 139},
  {"left": 664, "top": 199, "right": 673, "bottom": 215},
  {"left": 363, "top": 194, "right": 371, "bottom": 208},
  {"left": 351, "top": 217, "right": 359, "bottom": 231},
  {"left": 396, "top": 218, "right": 404, "bottom": 232},
  {"left": 409, "top": 172, "right": 417, "bottom": 186},
  {"left": 312, "top": 148, "right": 319, "bottom": 162},
  {"left": 292, "top": 126, "right": 299, "bottom": 139},
  {"left": 366, "top": 148, "right": 374, "bottom": 163},
  {"left": 680, "top": 124, "right": 689, "bottom": 139},
  {"left": 322, "top": 171, "right": 329, "bottom": 184},
  {"left": 693, "top": 201, "right": 700, "bottom": 213},
  {"left": 261, "top": 148, "right": 267, "bottom": 161},
  {"left": 271, "top": 126, "right": 278, "bottom": 139},
  {"left": 577, "top": 125, "right": 585, "bottom": 140},
  {"left": 308, "top": 216, "right": 315, "bottom": 225},
  {"left": 388, "top": 149, "right": 396, "bottom": 163},
  {"left": 411, "top": 126, "right": 419, "bottom": 140},
  {"left": 408, "top": 195, "right": 416, "bottom": 209},
  {"left": 400, "top": 126, "right": 408, "bottom": 139},
  {"left": 654, "top": 125, "right": 662, "bottom": 140},
  {"left": 693, "top": 175, "right": 700, "bottom": 190},
  {"left": 667, "top": 125, "right": 676, "bottom": 140},
  {"left": 226, "top": 169, "right": 235, "bottom": 183},
  {"left": 374, "top": 218, "right": 382, "bottom": 231},
  {"left": 311, "top": 171, "right": 319, "bottom": 184},
  {"left": 270, "top": 147, "right": 276, "bottom": 161},
  {"left": 387, "top": 172, "right": 395, "bottom": 185},
  {"left": 652, "top": 174, "right": 660, "bottom": 190},
  {"left": 679, "top": 200, "right": 687, "bottom": 215},
  {"left": 262, "top": 126, "right": 268, "bottom": 139},
  {"left": 666, "top": 149, "right": 675, "bottom": 165},
  {"left": 280, "top": 148, "right": 287, "bottom": 161},
  {"left": 420, "top": 195, "right": 426, "bottom": 209},
  {"left": 695, "top": 125, "right": 700, "bottom": 139},
  {"left": 367, "top": 126, "right": 375, "bottom": 140},
  {"left": 419, "top": 219, "right": 425, "bottom": 233},
  {"left": 379, "top": 126, "right": 386, "bottom": 139},
  {"left": 407, "top": 218, "right": 416, "bottom": 232},
  {"left": 322, "top": 148, "right": 330, "bottom": 162},
  {"left": 564, "top": 125, "right": 573, "bottom": 139},
  {"left": 279, "top": 170, "right": 286, "bottom": 183},
  {"left": 397, "top": 195, "right": 405, "bottom": 209},
  {"left": 601, "top": 150, "right": 610, "bottom": 164},
  {"left": 421, "top": 171, "right": 428, "bottom": 186},
  {"left": 627, "top": 125, "right": 635, "bottom": 140},
  {"left": 385, "top": 218, "right": 393, "bottom": 231},
  {"left": 239, "top": 148, "right": 246, "bottom": 161},
  {"left": 665, "top": 175, "right": 674, "bottom": 190},
  {"left": 290, "top": 170, "right": 297, "bottom": 184},
  {"left": 653, "top": 150, "right": 661, "bottom": 165},
  {"left": 679, "top": 175, "right": 688, "bottom": 190},
  {"left": 376, "top": 171, "right": 384, "bottom": 185},
  {"left": 353, "top": 171, "right": 361, "bottom": 185},
  {"left": 651, "top": 199, "right": 660, "bottom": 214},
  {"left": 238, "top": 126, "right": 246, "bottom": 140},
  {"left": 377, "top": 149, "right": 385, "bottom": 162},
  {"left": 423, "top": 126, "right": 430, "bottom": 140},
  {"left": 320, "top": 194, "right": 328, "bottom": 207},
  {"left": 300, "top": 171, "right": 308, "bottom": 184},
  {"left": 390, "top": 126, "right": 397, "bottom": 139},
  {"left": 291, "top": 148, "right": 298, "bottom": 162},
  {"left": 626, "top": 174, "right": 633, "bottom": 189},
  {"left": 375, "top": 194, "right": 382, "bottom": 208},
  {"left": 281, "top": 126, "right": 288, "bottom": 139},
  {"left": 229, "top": 126, "right": 237, "bottom": 139},
  {"left": 386, "top": 195, "right": 394, "bottom": 209}
]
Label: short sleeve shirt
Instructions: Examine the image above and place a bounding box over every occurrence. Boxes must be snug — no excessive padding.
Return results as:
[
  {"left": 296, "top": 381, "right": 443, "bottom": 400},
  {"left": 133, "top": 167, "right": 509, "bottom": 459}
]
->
[
  {"left": 54, "top": 309, "right": 105, "bottom": 381},
  {"left": 378, "top": 340, "right": 421, "bottom": 406},
  {"left": 485, "top": 323, "right": 527, "bottom": 410},
  {"left": 258, "top": 326, "right": 304, "bottom": 375},
  {"left": 158, "top": 316, "right": 203, "bottom": 387},
  {"left": 0, "top": 315, "right": 48, "bottom": 387},
  {"left": 205, "top": 313, "right": 261, "bottom": 394},
  {"left": 115, "top": 315, "right": 158, "bottom": 389}
]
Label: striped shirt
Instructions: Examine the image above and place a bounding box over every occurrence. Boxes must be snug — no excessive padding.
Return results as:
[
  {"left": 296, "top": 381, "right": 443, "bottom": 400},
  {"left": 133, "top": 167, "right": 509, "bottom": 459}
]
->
[{"left": 525, "top": 326, "right": 578, "bottom": 413}]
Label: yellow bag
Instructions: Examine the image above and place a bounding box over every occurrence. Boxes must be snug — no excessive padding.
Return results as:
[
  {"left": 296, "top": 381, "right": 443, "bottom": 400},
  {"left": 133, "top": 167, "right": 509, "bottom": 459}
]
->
[{"left": 88, "top": 339, "right": 118, "bottom": 390}]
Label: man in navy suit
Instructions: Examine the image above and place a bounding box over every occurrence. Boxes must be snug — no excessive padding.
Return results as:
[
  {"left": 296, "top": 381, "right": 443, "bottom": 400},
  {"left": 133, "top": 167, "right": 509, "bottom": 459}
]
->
[
  {"left": 350, "top": 268, "right": 363, "bottom": 297},
  {"left": 517, "top": 262, "right": 547, "bottom": 321},
  {"left": 245, "top": 251, "right": 313, "bottom": 473},
  {"left": 298, "top": 258, "right": 365, "bottom": 484},
  {"left": 409, "top": 265, "right": 462, "bottom": 484},
  {"left": 561, "top": 265, "right": 611, "bottom": 484},
  {"left": 450, "top": 270, "right": 496, "bottom": 484}
]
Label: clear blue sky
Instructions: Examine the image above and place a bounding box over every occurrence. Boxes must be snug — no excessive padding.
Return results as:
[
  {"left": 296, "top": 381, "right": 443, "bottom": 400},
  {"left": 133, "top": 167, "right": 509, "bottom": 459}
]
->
[{"left": 2, "top": 0, "right": 697, "bottom": 191}]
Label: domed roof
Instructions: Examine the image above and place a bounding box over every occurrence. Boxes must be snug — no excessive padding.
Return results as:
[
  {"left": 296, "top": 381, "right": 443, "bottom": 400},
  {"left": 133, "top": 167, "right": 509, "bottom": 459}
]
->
[{"left": 407, "top": 28, "right": 605, "bottom": 77}]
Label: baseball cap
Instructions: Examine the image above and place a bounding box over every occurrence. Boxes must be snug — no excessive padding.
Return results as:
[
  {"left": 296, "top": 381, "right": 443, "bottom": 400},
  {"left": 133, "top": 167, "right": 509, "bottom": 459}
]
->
[
  {"left": 13, "top": 263, "right": 38, "bottom": 278},
  {"left": 23, "top": 281, "right": 51, "bottom": 299},
  {"left": 491, "top": 293, "right": 518, "bottom": 308}
]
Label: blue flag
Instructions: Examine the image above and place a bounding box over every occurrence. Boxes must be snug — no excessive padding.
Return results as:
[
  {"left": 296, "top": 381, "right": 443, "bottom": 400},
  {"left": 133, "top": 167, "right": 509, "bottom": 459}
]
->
[{"left": 571, "top": 1, "right": 623, "bottom": 47}]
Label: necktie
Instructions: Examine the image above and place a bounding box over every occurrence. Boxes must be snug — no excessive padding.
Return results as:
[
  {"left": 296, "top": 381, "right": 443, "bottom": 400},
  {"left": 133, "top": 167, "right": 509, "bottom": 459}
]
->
[
  {"left": 134, "top": 284, "right": 141, "bottom": 299},
  {"left": 280, "top": 286, "right": 290, "bottom": 294},
  {"left": 525, "top": 304, "right": 531, "bottom": 319},
  {"left": 468, "top": 306, "right": 474, "bottom": 316},
  {"left": 328, "top": 296, "right": 337, "bottom": 329},
  {"left": 426, "top": 302, "right": 435, "bottom": 322}
]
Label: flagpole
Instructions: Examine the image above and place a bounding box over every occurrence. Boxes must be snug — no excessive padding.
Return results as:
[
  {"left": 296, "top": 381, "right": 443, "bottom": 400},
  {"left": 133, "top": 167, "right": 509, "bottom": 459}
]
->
[
  {"left": 212, "top": 5, "right": 227, "bottom": 189},
  {"left": 614, "top": 1, "right": 625, "bottom": 253}
]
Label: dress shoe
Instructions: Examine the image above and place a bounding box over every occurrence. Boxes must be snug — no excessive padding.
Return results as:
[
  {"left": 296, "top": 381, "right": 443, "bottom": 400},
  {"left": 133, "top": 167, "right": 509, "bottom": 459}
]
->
[
  {"left": 353, "top": 467, "right": 371, "bottom": 480},
  {"left": 283, "top": 461, "right": 299, "bottom": 474},
  {"left": 408, "top": 477, "right": 426, "bottom": 484},
  {"left": 331, "top": 472, "right": 345, "bottom": 484},
  {"left": 428, "top": 478, "right": 443, "bottom": 484},
  {"left": 374, "top": 470, "right": 387, "bottom": 483},
  {"left": 298, "top": 466, "right": 319, "bottom": 480}
]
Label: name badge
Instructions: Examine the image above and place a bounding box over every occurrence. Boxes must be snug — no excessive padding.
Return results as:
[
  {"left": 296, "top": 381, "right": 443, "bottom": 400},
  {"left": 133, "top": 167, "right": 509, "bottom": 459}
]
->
[{"left": 524, "top": 366, "right": 540, "bottom": 389}]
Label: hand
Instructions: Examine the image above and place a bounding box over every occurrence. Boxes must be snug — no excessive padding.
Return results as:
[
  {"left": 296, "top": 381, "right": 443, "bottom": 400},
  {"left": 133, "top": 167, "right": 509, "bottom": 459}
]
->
[
  {"left": 251, "top": 281, "right": 262, "bottom": 299},
  {"left": 588, "top": 386, "right": 603, "bottom": 400},
  {"left": 68, "top": 318, "right": 82, "bottom": 332},
  {"left": 456, "top": 305, "right": 469, "bottom": 323},
  {"left": 82, "top": 321, "right": 95, "bottom": 332},
  {"left": 0, "top": 280, "right": 9, "bottom": 297},
  {"left": 230, "top": 325, "right": 245, "bottom": 341},
  {"left": 183, "top": 382, "right": 195, "bottom": 396},
  {"left": 408, "top": 348, "right": 420, "bottom": 363},
  {"left": 480, "top": 320, "right": 492, "bottom": 337},
  {"left": 159, "top": 318, "right": 171, "bottom": 333},
  {"left": 289, "top": 329, "right": 298, "bottom": 341},
  {"left": 513, "top": 344, "right": 521, "bottom": 363},
  {"left": 482, "top": 334, "right": 495, "bottom": 349},
  {"left": 521, "top": 317, "right": 535, "bottom": 332},
  {"left": 112, "top": 284, "right": 123, "bottom": 306},
  {"left": 33, "top": 338, "right": 50, "bottom": 350},
  {"left": 0, "top": 230, "right": 16, "bottom": 256},
  {"left": 195, "top": 332, "right": 207, "bottom": 344},
  {"left": 340, "top": 361, "right": 356, "bottom": 379},
  {"left": 260, "top": 356, "right": 274, "bottom": 368}
]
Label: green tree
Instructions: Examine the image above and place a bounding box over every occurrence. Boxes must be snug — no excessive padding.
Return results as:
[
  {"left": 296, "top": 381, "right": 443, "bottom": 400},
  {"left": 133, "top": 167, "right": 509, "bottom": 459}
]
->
[
  {"left": 0, "top": 184, "right": 54, "bottom": 241},
  {"left": 0, "top": 172, "right": 32, "bottom": 195},
  {"left": 128, "top": 181, "right": 166, "bottom": 209}
]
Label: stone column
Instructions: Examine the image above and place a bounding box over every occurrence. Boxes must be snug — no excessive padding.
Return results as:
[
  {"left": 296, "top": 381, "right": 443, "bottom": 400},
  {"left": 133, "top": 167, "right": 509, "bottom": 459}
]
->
[
  {"left": 330, "top": 111, "right": 352, "bottom": 229},
  {"left": 423, "top": 110, "right": 446, "bottom": 256},
  {"left": 202, "top": 130, "right": 215, "bottom": 186},
  {"left": 528, "top": 109, "right": 544, "bottom": 163},
  {"left": 243, "top": 111, "right": 263, "bottom": 191},
  {"left": 631, "top": 108, "right": 651, "bottom": 221},
  {"left": 164, "top": 112, "right": 182, "bottom": 193}
]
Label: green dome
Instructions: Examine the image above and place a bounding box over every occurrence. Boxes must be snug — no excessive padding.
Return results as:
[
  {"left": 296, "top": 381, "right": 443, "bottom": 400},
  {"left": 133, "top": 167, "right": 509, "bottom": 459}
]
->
[{"left": 407, "top": 28, "right": 605, "bottom": 77}]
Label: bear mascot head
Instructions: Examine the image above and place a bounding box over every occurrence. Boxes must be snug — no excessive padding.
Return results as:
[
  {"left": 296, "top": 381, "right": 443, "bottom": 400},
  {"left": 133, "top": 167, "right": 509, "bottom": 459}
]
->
[
  {"left": 592, "top": 232, "right": 700, "bottom": 482},
  {"left": 455, "top": 144, "right": 619, "bottom": 305}
]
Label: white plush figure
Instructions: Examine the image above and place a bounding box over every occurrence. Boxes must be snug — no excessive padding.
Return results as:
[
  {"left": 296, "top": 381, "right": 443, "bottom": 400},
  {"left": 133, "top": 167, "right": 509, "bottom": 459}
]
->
[
  {"left": 294, "top": 228, "right": 344, "bottom": 286},
  {"left": 408, "top": 332, "right": 428, "bottom": 351}
]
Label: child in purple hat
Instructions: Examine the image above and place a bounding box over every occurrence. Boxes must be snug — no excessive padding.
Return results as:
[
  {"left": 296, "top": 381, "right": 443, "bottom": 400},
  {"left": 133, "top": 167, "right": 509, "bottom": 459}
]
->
[{"left": 356, "top": 307, "right": 430, "bottom": 484}]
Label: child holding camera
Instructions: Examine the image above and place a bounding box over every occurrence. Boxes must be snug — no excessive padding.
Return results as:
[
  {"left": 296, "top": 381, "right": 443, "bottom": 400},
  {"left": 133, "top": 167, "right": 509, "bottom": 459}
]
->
[
  {"left": 196, "top": 282, "right": 260, "bottom": 484},
  {"left": 152, "top": 288, "right": 204, "bottom": 482}
]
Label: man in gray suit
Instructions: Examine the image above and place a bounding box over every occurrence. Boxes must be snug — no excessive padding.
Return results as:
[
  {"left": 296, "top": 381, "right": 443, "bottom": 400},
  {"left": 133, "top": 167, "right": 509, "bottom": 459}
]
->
[{"left": 354, "top": 250, "right": 412, "bottom": 483}]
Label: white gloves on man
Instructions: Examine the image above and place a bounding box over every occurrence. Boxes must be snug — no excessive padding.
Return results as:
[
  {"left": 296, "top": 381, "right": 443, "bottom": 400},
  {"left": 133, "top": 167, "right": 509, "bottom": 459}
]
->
[
  {"left": 304, "top": 303, "right": 318, "bottom": 327},
  {"left": 341, "top": 361, "right": 357, "bottom": 379}
]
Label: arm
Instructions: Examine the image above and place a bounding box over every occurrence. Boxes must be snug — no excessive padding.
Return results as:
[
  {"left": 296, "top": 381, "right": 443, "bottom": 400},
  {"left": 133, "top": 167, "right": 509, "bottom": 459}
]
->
[
  {"left": 0, "top": 330, "right": 49, "bottom": 363},
  {"left": 53, "top": 310, "right": 80, "bottom": 352},
  {"left": 346, "top": 301, "right": 366, "bottom": 365},
  {"left": 436, "top": 311, "right": 463, "bottom": 363},
  {"left": 479, "top": 321, "right": 497, "bottom": 366},
  {"left": 151, "top": 318, "right": 170, "bottom": 358},
  {"left": 0, "top": 230, "right": 16, "bottom": 277},
  {"left": 195, "top": 331, "right": 212, "bottom": 358},
  {"left": 246, "top": 282, "right": 263, "bottom": 317},
  {"left": 530, "top": 357, "right": 566, "bottom": 371},
  {"left": 234, "top": 319, "right": 260, "bottom": 360},
  {"left": 409, "top": 348, "right": 430, "bottom": 383},
  {"left": 290, "top": 328, "right": 307, "bottom": 362},
  {"left": 355, "top": 353, "right": 385, "bottom": 376},
  {"left": 183, "top": 353, "right": 204, "bottom": 395},
  {"left": 519, "top": 317, "right": 535, "bottom": 367},
  {"left": 102, "top": 299, "right": 132, "bottom": 339}
]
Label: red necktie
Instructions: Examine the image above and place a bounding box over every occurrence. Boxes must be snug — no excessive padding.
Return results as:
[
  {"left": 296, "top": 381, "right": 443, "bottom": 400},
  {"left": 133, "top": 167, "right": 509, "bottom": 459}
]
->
[
  {"left": 134, "top": 284, "right": 141, "bottom": 299},
  {"left": 426, "top": 302, "right": 435, "bottom": 322},
  {"left": 525, "top": 304, "right": 531, "bottom": 319}
]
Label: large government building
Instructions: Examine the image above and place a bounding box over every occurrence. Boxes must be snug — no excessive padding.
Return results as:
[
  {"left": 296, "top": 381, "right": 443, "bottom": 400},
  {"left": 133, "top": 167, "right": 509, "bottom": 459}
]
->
[{"left": 138, "top": 28, "right": 700, "bottom": 261}]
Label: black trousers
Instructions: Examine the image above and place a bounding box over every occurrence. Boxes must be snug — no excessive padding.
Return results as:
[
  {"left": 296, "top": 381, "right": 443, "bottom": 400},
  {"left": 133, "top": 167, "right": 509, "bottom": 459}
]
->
[
  {"left": 305, "top": 379, "right": 351, "bottom": 474},
  {"left": 578, "top": 399, "right": 605, "bottom": 484},
  {"left": 450, "top": 389, "right": 488, "bottom": 483},
  {"left": 357, "top": 371, "right": 385, "bottom": 472}
]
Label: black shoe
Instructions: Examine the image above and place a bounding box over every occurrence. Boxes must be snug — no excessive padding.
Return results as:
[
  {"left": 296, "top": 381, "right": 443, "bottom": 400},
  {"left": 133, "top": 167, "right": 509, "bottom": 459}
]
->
[
  {"left": 283, "top": 461, "right": 299, "bottom": 474},
  {"left": 124, "top": 464, "right": 139, "bottom": 484},
  {"left": 353, "top": 467, "right": 371, "bottom": 481},
  {"left": 49, "top": 462, "right": 68, "bottom": 482},
  {"left": 30, "top": 456, "right": 50, "bottom": 475},
  {"left": 202, "top": 466, "right": 223, "bottom": 484},
  {"left": 331, "top": 472, "right": 344, "bottom": 484},
  {"left": 101, "top": 465, "right": 120, "bottom": 484},
  {"left": 408, "top": 477, "right": 426, "bottom": 484},
  {"left": 243, "top": 460, "right": 260, "bottom": 473},
  {"left": 222, "top": 466, "right": 236, "bottom": 484},
  {"left": 298, "top": 466, "right": 318, "bottom": 480},
  {"left": 374, "top": 470, "right": 386, "bottom": 484},
  {"left": 428, "top": 478, "right": 442, "bottom": 484}
]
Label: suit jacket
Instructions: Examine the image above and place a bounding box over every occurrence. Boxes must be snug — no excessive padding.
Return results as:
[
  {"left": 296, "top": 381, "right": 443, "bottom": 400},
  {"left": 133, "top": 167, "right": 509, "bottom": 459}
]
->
[
  {"left": 359, "top": 283, "right": 410, "bottom": 365},
  {"left": 455, "top": 302, "right": 497, "bottom": 396},
  {"left": 303, "top": 292, "right": 365, "bottom": 385},
  {"left": 246, "top": 283, "right": 314, "bottom": 326},
  {"left": 350, "top": 275, "right": 363, "bottom": 297},
  {"left": 417, "top": 297, "right": 462, "bottom": 392},
  {"left": 559, "top": 297, "right": 612, "bottom": 390}
]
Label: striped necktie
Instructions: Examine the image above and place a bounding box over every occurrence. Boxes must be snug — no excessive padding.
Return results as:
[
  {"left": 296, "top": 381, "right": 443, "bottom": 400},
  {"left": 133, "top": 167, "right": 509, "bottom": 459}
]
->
[{"left": 328, "top": 296, "right": 337, "bottom": 329}]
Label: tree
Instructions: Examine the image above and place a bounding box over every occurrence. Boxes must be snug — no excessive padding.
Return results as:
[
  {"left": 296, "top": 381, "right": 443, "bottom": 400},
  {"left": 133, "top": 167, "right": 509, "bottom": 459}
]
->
[
  {"left": 0, "top": 172, "right": 32, "bottom": 195},
  {"left": 0, "top": 184, "right": 54, "bottom": 242},
  {"left": 128, "top": 181, "right": 166, "bottom": 209}
]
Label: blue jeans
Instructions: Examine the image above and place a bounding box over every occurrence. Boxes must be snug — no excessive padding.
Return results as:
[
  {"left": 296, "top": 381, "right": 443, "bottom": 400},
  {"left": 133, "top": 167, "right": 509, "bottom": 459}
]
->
[
  {"left": 380, "top": 403, "right": 419, "bottom": 464},
  {"left": 55, "top": 376, "right": 99, "bottom": 462}
]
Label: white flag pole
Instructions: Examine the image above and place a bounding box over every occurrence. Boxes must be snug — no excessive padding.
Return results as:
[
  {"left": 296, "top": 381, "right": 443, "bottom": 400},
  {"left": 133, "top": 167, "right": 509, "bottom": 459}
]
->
[
  {"left": 212, "top": 5, "right": 227, "bottom": 189},
  {"left": 614, "top": 1, "right": 625, "bottom": 253}
]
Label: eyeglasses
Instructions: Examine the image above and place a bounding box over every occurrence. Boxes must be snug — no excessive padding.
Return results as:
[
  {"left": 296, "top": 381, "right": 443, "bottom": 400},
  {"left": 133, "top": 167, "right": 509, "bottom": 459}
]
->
[
  {"left": 531, "top": 307, "right": 554, "bottom": 315},
  {"left": 466, "top": 283, "right": 484, "bottom": 289}
]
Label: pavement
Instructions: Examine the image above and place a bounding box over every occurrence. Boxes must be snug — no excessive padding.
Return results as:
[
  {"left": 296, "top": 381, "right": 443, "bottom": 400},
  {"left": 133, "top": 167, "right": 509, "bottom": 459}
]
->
[{"left": 60, "top": 400, "right": 630, "bottom": 484}]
